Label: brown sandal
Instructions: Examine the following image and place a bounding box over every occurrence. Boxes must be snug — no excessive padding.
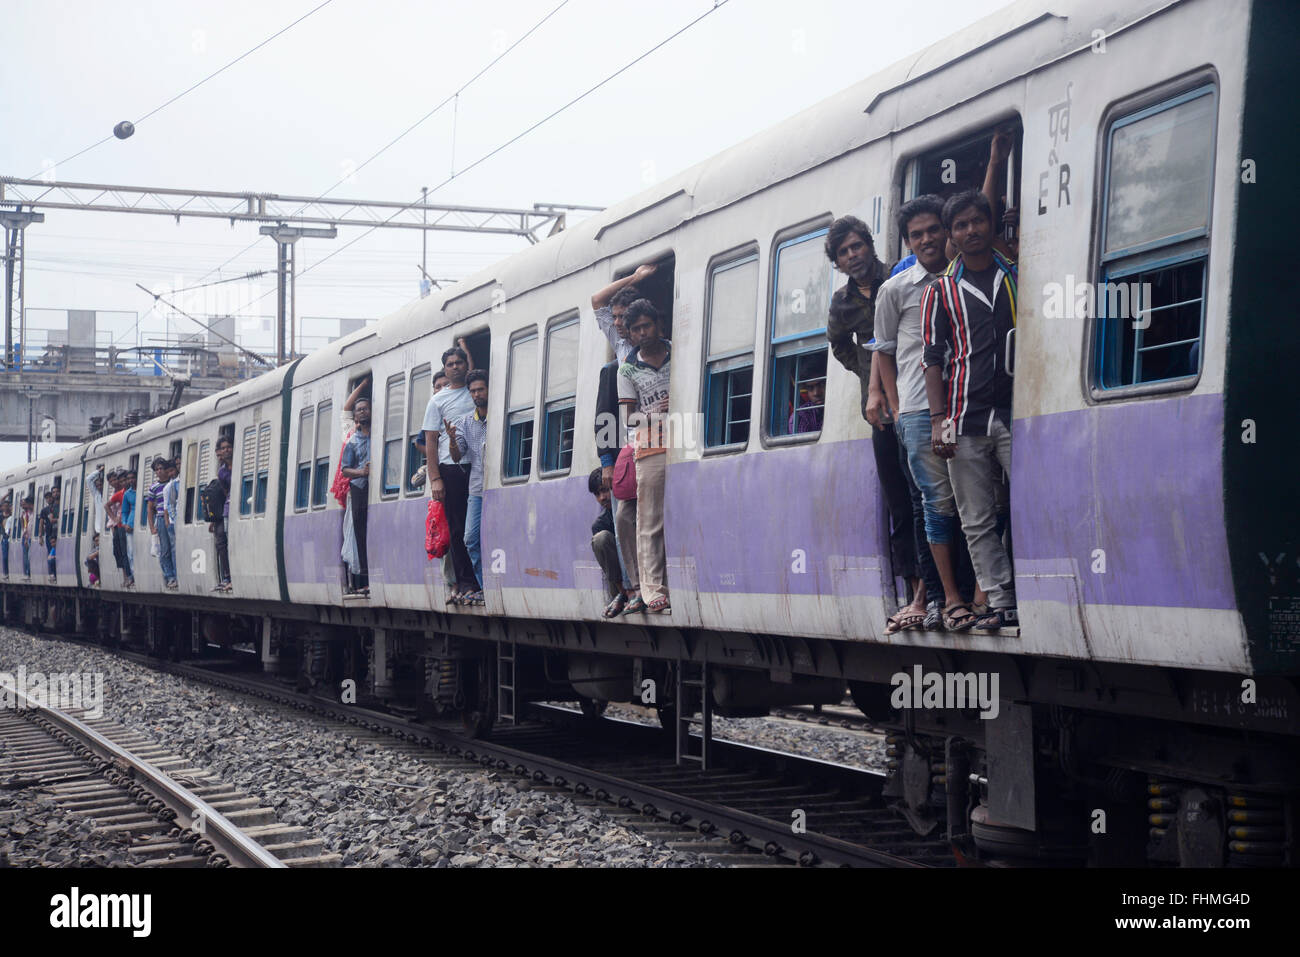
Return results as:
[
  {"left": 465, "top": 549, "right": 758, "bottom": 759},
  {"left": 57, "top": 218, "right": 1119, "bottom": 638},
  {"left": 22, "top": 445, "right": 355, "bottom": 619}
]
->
[
  {"left": 943, "top": 603, "right": 978, "bottom": 632},
  {"left": 885, "top": 609, "right": 926, "bottom": 634}
]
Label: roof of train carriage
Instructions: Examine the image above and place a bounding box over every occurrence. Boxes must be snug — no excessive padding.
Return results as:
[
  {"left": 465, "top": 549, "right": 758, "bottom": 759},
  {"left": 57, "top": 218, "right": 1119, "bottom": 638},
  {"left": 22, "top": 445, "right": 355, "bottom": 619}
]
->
[
  {"left": 291, "top": 0, "right": 1177, "bottom": 389},
  {"left": 9, "top": 362, "right": 295, "bottom": 479}
]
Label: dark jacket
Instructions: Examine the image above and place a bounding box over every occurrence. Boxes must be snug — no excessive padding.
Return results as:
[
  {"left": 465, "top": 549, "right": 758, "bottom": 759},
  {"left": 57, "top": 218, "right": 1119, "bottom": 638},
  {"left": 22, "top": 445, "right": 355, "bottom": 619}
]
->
[
  {"left": 826, "top": 258, "right": 888, "bottom": 418},
  {"left": 595, "top": 359, "right": 621, "bottom": 466},
  {"left": 591, "top": 505, "right": 614, "bottom": 538}
]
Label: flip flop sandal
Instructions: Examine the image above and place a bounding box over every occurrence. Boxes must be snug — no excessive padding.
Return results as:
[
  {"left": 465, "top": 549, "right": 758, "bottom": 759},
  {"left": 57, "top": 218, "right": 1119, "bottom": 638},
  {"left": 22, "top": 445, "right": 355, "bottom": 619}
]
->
[
  {"left": 645, "top": 597, "right": 671, "bottom": 614},
  {"left": 885, "top": 609, "right": 926, "bottom": 634},
  {"left": 943, "top": 602, "right": 978, "bottom": 632},
  {"left": 622, "top": 596, "right": 647, "bottom": 615},
  {"left": 603, "top": 595, "right": 627, "bottom": 618}
]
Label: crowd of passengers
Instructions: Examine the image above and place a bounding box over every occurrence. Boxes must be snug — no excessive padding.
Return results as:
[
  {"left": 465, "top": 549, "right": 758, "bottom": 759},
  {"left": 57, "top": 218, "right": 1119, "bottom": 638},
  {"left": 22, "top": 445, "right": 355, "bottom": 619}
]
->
[
  {"left": 0, "top": 439, "right": 236, "bottom": 593},
  {"left": 3, "top": 138, "right": 1016, "bottom": 631},
  {"left": 331, "top": 132, "right": 1020, "bottom": 631},
  {"left": 577, "top": 133, "right": 1021, "bottom": 632}
]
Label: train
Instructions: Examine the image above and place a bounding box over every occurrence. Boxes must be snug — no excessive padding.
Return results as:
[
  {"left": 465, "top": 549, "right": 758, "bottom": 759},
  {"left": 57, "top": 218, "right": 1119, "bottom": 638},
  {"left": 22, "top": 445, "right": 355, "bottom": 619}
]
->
[{"left": 3, "top": 0, "right": 1297, "bottom": 867}]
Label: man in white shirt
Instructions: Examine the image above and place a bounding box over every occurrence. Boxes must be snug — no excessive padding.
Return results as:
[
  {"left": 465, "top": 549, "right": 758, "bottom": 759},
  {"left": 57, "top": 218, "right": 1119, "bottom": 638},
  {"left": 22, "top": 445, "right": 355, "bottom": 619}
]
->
[{"left": 423, "top": 345, "right": 479, "bottom": 603}]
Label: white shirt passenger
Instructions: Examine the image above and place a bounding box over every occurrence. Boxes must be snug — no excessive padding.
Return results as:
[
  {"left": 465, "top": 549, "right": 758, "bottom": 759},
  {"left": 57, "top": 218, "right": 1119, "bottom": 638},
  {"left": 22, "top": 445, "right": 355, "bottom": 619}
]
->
[
  {"left": 421, "top": 385, "right": 475, "bottom": 467},
  {"left": 871, "top": 260, "right": 942, "bottom": 416}
]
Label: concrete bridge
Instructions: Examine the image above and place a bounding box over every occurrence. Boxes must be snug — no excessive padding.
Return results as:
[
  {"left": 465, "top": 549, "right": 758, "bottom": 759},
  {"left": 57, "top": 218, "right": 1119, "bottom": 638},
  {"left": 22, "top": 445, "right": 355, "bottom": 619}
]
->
[{"left": 0, "top": 348, "right": 265, "bottom": 445}]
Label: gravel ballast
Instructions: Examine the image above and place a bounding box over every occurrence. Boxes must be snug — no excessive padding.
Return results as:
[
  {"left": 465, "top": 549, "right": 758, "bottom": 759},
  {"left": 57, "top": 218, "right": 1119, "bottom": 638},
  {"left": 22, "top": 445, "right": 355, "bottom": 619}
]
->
[{"left": 0, "top": 628, "right": 716, "bottom": 868}]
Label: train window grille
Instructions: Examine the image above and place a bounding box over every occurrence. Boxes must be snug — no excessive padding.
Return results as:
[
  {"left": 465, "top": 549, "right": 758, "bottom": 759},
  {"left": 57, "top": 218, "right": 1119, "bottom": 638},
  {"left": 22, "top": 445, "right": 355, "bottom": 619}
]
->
[
  {"left": 239, "top": 426, "right": 256, "bottom": 517},
  {"left": 81, "top": 475, "right": 91, "bottom": 532},
  {"left": 541, "top": 317, "right": 578, "bottom": 475},
  {"left": 768, "top": 228, "right": 832, "bottom": 439},
  {"left": 703, "top": 253, "right": 759, "bottom": 448},
  {"left": 406, "top": 366, "right": 431, "bottom": 494},
  {"left": 312, "top": 401, "right": 331, "bottom": 508},
  {"left": 254, "top": 423, "right": 272, "bottom": 515},
  {"left": 1094, "top": 86, "right": 1215, "bottom": 391},
  {"left": 382, "top": 373, "right": 405, "bottom": 496},
  {"left": 295, "top": 408, "right": 315, "bottom": 511},
  {"left": 504, "top": 331, "right": 537, "bottom": 480}
]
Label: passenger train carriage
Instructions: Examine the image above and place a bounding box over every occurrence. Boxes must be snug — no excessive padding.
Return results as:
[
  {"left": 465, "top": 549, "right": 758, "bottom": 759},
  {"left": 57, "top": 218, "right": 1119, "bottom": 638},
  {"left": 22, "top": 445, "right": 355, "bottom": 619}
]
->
[{"left": 3, "top": 0, "right": 1297, "bottom": 866}]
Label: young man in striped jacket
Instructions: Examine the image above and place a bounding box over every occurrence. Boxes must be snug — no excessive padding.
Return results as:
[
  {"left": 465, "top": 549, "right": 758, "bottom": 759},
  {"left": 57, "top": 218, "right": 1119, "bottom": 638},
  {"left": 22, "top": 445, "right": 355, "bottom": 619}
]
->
[{"left": 920, "top": 189, "right": 1018, "bottom": 631}]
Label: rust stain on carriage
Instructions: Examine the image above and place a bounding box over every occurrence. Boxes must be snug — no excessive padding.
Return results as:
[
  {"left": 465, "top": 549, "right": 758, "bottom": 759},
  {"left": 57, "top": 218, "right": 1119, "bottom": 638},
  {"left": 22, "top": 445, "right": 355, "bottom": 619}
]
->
[{"left": 524, "top": 567, "right": 559, "bottom": 580}]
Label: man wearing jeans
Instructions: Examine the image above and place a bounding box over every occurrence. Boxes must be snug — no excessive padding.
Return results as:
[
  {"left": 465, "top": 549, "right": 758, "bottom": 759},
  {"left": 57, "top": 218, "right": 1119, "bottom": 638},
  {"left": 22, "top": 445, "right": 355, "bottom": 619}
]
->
[
  {"left": 448, "top": 369, "right": 488, "bottom": 603},
  {"left": 921, "top": 189, "right": 1018, "bottom": 631},
  {"left": 618, "top": 300, "right": 671, "bottom": 615}
]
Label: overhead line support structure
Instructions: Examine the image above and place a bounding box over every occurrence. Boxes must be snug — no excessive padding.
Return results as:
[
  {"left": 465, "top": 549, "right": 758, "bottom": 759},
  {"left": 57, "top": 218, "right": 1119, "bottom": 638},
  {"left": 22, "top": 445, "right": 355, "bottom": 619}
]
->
[{"left": 1, "top": 175, "right": 603, "bottom": 367}]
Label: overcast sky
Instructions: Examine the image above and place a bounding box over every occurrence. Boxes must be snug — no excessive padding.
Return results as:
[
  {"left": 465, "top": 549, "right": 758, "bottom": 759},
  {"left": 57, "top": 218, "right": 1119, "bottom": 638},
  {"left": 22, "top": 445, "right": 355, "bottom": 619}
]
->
[{"left": 2, "top": 0, "right": 1010, "bottom": 468}]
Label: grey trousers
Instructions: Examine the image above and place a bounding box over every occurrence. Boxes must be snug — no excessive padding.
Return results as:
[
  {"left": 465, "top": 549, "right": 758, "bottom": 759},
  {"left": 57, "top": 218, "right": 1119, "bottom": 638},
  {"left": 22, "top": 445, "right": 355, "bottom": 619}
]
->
[
  {"left": 947, "top": 418, "right": 1016, "bottom": 609},
  {"left": 591, "top": 530, "right": 622, "bottom": 601}
]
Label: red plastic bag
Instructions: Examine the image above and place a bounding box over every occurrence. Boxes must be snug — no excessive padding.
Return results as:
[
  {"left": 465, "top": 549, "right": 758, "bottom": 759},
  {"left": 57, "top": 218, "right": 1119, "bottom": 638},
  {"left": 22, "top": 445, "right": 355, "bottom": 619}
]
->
[
  {"left": 426, "top": 499, "right": 450, "bottom": 560},
  {"left": 331, "top": 431, "right": 353, "bottom": 507}
]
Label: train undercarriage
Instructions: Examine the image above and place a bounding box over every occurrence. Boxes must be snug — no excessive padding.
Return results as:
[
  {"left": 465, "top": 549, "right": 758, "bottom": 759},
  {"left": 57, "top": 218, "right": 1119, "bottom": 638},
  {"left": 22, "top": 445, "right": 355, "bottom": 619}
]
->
[{"left": 3, "top": 585, "right": 1296, "bottom": 868}]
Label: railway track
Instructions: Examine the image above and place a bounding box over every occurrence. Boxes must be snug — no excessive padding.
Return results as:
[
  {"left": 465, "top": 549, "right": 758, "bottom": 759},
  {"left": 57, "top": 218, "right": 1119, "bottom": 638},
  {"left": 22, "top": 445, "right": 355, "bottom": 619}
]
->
[
  {"left": 0, "top": 678, "right": 336, "bottom": 867},
  {"left": 98, "top": 643, "right": 952, "bottom": 867}
]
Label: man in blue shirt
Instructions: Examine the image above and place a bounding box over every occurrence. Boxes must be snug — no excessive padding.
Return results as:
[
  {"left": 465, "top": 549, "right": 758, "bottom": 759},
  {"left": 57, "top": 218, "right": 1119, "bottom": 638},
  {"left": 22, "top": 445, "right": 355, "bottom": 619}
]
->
[{"left": 340, "top": 397, "right": 372, "bottom": 594}]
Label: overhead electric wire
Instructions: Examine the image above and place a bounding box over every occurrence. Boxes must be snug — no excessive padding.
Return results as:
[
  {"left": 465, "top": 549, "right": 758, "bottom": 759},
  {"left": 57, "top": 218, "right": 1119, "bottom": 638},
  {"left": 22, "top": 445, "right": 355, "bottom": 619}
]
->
[
  {"left": 255, "top": 0, "right": 733, "bottom": 307},
  {"left": 26, "top": 0, "right": 337, "bottom": 182},
  {"left": 196, "top": 0, "right": 572, "bottom": 285}
]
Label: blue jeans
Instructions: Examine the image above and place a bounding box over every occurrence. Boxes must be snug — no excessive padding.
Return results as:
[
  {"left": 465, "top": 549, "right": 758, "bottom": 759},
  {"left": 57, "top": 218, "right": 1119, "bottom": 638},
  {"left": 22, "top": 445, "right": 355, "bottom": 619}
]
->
[
  {"left": 1, "top": 537, "right": 8, "bottom": 576},
  {"left": 158, "top": 523, "right": 177, "bottom": 583},
  {"left": 22, "top": 542, "right": 31, "bottom": 576},
  {"left": 464, "top": 494, "right": 482, "bottom": 589},
  {"left": 896, "top": 411, "right": 960, "bottom": 546}
]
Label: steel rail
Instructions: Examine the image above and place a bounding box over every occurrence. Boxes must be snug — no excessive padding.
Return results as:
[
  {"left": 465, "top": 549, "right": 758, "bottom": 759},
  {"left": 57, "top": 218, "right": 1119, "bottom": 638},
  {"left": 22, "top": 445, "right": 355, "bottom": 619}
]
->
[
  {"left": 144, "top": 661, "right": 926, "bottom": 868},
  {"left": 0, "top": 678, "right": 284, "bottom": 868}
]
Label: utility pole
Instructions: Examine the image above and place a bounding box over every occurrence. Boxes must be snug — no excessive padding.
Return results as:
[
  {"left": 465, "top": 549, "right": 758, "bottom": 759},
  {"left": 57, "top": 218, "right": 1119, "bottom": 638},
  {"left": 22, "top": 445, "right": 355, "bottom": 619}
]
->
[
  {"left": 1, "top": 208, "right": 44, "bottom": 370},
  {"left": 421, "top": 185, "right": 428, "bottom": 298},
  {"left": 258, "top": 224, "right": 337, "bottom": 365}
]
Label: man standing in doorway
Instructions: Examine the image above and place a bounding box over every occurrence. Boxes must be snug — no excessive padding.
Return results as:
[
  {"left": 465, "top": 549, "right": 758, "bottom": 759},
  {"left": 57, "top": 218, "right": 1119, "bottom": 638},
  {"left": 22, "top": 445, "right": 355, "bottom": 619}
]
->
[
  {"left": 921, "top": 189, "right": 1018, "bottom": 631},
  {"left": 423, "top": 346, "right": 479, "bottom": 605},
  {"left": 447, "top": 369, "right": 489, "bottom": 605},
  {"left": 618, "top": 300, "right": 672, "bottom": 615},
  {"left": 340, "top": 397, "right": 372, "bottom": 595}
]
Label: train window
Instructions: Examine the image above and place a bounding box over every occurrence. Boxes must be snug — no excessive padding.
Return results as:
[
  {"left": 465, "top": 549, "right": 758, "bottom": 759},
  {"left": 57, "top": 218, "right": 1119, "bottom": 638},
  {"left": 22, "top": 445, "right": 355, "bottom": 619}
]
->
[
  {"left": 504, "top": 330, "right": 537, "bottom": 481},
  {"left": 169, "top": 439, "right": 181, "bottom": 464},
  {"left": 767, "top": 228, "right": 833, "bottom": 440},
  {"left": 81, "top": 476, "right": 91, "bottom": 532},
  {"left": 295, "top": 408, "right": 315, "bottom": 510},
  {"left": 1093, "top": 85, "right": 1216, "bottom": 392},
  {"left": 703, "top": 252, "right": 759, "bottom": 449},
  {"left": 182, "top": 443, "right": 197, "bottom": 524},
  {"left": 405, "top": 365, "right": 432, "bottom": 494},
  {"left": 541, "top": 316, "right": 578, "bottom": 475},
  {"left": 239, "top": 426, "right": 256, "bottom": 517},
  {"left": 194, "top": 440, "right": 211, "bottom": 523},
  {"left": 254, "top": 423, "right": 272, "bottom": 515},
  {"left": 381, "top": 373, "right": 405, "bottom": 496},
  {"left": 311, "top": 401, "right": 331, "bottom": 508}
]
